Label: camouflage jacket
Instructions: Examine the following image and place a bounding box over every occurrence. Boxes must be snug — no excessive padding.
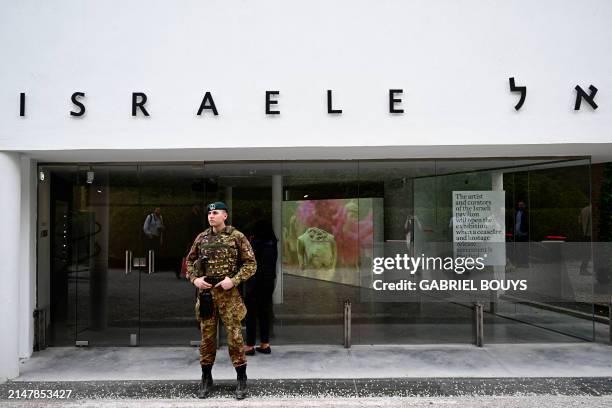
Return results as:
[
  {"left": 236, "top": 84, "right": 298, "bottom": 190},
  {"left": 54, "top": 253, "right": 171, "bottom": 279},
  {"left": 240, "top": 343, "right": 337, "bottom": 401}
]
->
[{"left": 186, "top": 226, "right": 256, "bottom": 287}]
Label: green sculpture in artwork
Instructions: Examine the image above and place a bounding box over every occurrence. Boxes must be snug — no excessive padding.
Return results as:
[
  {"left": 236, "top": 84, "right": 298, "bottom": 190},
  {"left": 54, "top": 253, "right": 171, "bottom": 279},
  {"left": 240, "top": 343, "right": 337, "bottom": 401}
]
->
[{"left": 297, "top": 227, "right": 337, "bottom": 272}]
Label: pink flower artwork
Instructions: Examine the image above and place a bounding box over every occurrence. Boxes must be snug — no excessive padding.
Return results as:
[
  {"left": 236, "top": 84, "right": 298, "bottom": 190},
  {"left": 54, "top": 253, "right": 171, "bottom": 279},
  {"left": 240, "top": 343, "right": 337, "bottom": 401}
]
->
[{"left": 296, "top": 199, "right": 373, "bottom": 267}]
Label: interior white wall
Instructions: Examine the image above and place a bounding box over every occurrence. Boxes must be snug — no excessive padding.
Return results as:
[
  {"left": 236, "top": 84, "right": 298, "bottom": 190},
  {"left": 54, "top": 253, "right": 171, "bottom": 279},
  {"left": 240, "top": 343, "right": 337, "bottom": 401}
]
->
[{"left": 0, "top": 0, "right": 610, "bottom": 152}]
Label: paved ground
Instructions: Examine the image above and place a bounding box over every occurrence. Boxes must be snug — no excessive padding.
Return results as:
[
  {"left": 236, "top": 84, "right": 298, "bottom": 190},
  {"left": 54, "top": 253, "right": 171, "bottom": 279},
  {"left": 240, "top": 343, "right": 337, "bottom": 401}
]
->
[
  {"left": 3, "top": 344, "right": 611, "bottom": 406},
  {"left": 12, "top": 343, "right": 612, "bottom": 381}
]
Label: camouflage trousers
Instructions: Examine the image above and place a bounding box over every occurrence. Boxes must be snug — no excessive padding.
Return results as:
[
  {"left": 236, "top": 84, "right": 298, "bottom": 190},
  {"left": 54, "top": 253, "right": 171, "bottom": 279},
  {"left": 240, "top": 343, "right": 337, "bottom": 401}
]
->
[{"left": 198, "top": 286, "right": 248, "bottom": 367}]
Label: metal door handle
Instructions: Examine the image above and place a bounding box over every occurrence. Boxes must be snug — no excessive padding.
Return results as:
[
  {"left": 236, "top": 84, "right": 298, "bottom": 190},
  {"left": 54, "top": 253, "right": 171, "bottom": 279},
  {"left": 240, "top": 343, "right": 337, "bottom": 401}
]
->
[
  {"left": 148, "top": 250, "right": 155, "bottom": 274},
  {"left": 125, "top": 250, "right": 133, "bottom": 275}
]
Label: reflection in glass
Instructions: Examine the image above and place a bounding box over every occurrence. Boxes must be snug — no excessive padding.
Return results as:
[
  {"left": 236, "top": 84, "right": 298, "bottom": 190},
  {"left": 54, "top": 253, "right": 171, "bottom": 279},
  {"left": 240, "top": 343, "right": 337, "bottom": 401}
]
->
[{"left": 39, "top": 157, "right": 603, "bottom": 347}]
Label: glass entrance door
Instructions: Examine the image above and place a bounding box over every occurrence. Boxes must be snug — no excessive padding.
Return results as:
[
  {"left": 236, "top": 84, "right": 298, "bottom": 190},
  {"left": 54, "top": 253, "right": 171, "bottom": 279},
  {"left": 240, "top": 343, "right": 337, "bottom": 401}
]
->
[
  {"left": 74, "top": 165, "right": 141, "bottom": 346},
  {"left": 72, "top": 164, "right": 207, "bottom": 346},
  {"left": 138, "top": 164, "right": 206, "bottom": 345}
]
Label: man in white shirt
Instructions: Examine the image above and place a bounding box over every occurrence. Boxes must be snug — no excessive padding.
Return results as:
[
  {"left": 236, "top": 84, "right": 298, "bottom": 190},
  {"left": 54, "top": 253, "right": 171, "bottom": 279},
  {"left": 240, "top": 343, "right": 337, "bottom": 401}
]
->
[{"left": 143, "top": 207, "right": 165, "bottom": 256}]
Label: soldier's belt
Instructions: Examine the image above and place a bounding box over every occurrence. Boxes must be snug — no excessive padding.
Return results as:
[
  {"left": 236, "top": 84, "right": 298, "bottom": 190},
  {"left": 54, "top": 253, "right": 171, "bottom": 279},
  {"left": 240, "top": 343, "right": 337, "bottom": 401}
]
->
[{"left": 203, "top": 276, "right": 226, "bottom": 285}]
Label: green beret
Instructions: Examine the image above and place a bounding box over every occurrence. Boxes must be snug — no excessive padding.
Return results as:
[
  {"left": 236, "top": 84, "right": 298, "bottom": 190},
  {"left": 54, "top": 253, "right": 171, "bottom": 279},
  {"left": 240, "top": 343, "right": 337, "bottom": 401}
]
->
[{"left": 207, "top": 201, "right": 229, "bottom": 212}]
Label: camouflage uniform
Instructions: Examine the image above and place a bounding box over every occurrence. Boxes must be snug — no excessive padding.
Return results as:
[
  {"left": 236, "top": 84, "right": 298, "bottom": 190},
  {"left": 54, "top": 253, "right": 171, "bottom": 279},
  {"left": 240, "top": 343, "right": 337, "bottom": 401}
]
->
[{"left": 186, "top": 226, "right": 256, "bottom": 367}]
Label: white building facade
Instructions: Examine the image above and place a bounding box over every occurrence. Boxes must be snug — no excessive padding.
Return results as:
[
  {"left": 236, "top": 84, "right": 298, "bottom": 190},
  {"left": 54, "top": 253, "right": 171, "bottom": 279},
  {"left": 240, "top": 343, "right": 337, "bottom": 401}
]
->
[{"left": 1, "top": 0, "right": 611, "bottom": 381}]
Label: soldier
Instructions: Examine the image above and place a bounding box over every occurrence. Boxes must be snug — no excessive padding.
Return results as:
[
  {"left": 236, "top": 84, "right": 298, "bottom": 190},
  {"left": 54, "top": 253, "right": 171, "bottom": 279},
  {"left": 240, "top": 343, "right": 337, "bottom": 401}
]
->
[{"left": 185, "top": 201, "right": 256, "bottom": 399}]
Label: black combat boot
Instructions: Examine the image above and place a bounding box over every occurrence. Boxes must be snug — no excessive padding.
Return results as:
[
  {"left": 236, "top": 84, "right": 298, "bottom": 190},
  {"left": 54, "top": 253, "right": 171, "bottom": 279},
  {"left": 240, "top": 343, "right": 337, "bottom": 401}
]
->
[
  {"left": 235, "top": 364, "right": 248, "bottom": 400},
  {"left": 198, "top": 364, "right": 213, "bottom": 398}
]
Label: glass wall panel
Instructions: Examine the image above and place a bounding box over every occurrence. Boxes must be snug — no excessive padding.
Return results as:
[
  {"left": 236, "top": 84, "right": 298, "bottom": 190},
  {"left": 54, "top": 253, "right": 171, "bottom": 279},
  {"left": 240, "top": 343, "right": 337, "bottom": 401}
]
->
[
  {"left": 73, "top": 165, "right": 140, "bottom": 346},
  {"left": 492, "top": 159, "right": 595, "bottom": 341},
  {"left": 279, "top": 161, "right": 359, "bottom": 344},
  {"left": 38, "top": 166, "right": 79, "bottom": 346},
  {"left": 590, "top": 162, "right": 612, "bottom": 343},
  {"left": 355, "top": 160, "right": 478, "bottom": 344},
  {"left": 138, "top": 164, "right": 205, "bottom": 345},
  {"left": 355, "top": 158, "right": 595, "bottom": 344},
  {"left": 200, "top": 162, "right": 281, "bottom": 346},
  {"left": 39, "top": 158, "right": 597, "bottom": 347}
]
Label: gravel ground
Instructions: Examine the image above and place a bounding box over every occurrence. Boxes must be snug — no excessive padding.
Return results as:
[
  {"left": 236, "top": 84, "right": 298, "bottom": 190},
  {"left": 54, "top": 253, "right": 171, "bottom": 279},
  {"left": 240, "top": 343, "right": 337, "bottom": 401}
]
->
[
  {"left": 1, "top": 378, "right": 611, "bottom": 407},
  {"left": 1, "top": 396, "right": 612, "bottom": 408}
]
